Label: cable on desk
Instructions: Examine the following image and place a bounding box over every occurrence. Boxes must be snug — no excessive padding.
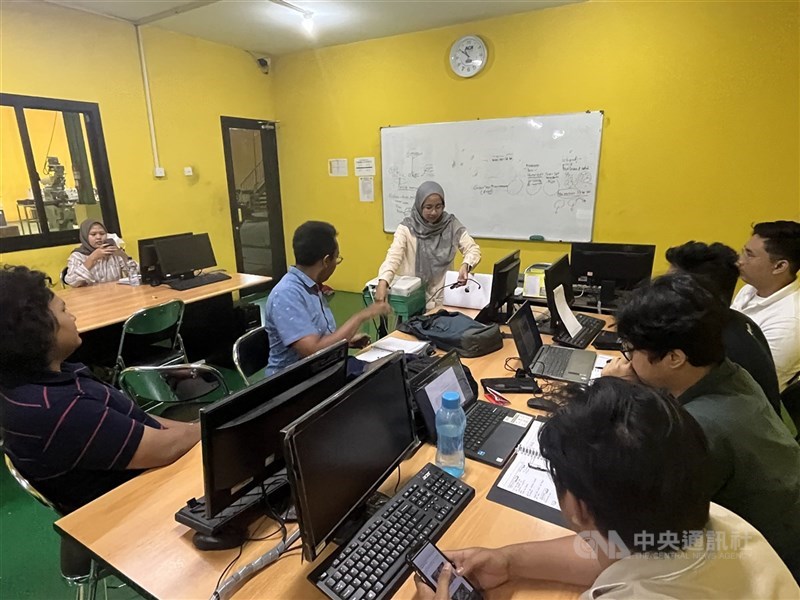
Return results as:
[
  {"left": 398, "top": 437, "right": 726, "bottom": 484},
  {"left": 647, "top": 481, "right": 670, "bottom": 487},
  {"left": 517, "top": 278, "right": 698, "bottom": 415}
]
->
[{"left": 503, "top": 356, "right": 522, "bottom": 373}]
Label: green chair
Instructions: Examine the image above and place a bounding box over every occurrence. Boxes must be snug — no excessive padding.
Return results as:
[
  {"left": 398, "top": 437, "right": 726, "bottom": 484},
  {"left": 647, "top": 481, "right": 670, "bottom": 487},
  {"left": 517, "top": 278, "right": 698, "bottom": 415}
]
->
[
  {"left": 118, "top": 363, "right": 230, "bottom": 421},
  {"left": 2, "top": 444, "right": 106, "bottom": 600},
  {"left": 113, "top": 300, "right": 188, "bottom": 383},
  {"left": 232, "top": 326, "right": 269, "bottom": 385}
]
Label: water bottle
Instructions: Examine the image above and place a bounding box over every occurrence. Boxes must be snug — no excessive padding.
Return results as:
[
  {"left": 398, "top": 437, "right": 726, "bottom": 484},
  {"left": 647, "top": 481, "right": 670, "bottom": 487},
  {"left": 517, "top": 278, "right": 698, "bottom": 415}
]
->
[
  {"left": 128, "top": 262, "right": 142, "bottom": 286},
  {"left": 435, "top": 391, "right": 466, "bottom": 478}
]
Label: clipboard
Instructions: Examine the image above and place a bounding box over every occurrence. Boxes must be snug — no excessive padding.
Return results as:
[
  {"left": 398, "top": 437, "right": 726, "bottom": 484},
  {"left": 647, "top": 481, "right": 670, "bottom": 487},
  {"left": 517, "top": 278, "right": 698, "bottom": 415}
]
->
[{"left": 486, "top": 416, "right": 568, "bottom": 528}]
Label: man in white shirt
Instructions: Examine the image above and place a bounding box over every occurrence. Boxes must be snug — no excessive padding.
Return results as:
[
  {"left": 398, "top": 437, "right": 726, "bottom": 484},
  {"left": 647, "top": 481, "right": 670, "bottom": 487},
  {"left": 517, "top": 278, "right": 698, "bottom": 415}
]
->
[
  {"left": 411, "top": 378, "right": 798, "bottom": 600},
  {"left": 732, "top": 220, "right": 800, "bottom": 390}
]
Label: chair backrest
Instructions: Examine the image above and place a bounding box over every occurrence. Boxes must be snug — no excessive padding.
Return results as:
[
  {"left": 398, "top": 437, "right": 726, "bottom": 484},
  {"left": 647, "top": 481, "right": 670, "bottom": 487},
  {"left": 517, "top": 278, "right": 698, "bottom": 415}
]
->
[
  {"left": 60, "top": 266, "right": 68, "bottom": 288},
  {"left": 232, "top": 326, "right": 270, "bottom": 385},
  {"left": 118, "top": 363, "right": 230, "bottom": 418},
  {"left": 2, "top": 449, "right": 55, "bottom": 511},
  {"left": 116, "top": 300, "right": 186, "bottom": 374}
]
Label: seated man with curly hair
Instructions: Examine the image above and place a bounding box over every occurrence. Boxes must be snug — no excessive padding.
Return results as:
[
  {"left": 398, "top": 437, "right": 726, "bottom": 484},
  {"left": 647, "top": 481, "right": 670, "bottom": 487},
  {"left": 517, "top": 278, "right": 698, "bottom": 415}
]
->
[{"left": 0, "top": 265, "right": 200, "bottom": 513}]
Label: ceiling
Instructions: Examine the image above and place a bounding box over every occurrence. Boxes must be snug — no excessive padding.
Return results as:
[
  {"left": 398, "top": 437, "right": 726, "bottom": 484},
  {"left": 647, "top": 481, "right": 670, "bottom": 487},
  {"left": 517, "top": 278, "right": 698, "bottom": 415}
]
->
[{"left": 46, "top": 0, "right": 577, "bottom": 56}]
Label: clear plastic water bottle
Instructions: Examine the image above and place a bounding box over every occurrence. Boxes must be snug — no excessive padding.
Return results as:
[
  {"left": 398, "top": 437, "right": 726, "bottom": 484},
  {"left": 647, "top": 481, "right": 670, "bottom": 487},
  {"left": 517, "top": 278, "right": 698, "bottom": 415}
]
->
[
  {"left": 435, "top": 391, "right": 466, "bottom": 478},
  {"left": 128, "top": 262, "right": 142, "bottom": 286}
]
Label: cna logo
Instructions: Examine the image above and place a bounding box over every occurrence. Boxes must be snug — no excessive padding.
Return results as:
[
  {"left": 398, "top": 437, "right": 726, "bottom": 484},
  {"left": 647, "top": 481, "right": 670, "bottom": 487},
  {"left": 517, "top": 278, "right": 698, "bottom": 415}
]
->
[{"left": 573, "top": 530, "right": 631, "bottom": 560}]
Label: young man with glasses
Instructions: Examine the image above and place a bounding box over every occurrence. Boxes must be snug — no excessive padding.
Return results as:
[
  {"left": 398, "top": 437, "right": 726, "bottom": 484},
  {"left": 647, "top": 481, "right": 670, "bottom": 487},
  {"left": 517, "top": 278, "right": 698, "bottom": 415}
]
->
[
  {"left": 263, "top": 221, "right": 391, "bottom": 376},
  {"left": 603, "top": 273, "right": 800, "bottom": 581},
  {"left": 732, "top": 220, "right": 800, "bottom": 390}
]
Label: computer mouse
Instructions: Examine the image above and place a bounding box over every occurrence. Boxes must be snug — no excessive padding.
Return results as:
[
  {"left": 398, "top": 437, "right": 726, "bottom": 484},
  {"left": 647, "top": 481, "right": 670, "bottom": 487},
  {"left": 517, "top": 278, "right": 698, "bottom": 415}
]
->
[{"left": 526, "top": 397, "right": 559, "bottom": 412}]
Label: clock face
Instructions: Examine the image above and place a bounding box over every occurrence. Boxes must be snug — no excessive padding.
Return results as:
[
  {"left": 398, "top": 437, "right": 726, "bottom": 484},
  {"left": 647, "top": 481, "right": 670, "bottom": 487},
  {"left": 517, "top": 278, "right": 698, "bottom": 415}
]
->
[{"left": 449, "top": 35, "right": 487, "bottom": 78}]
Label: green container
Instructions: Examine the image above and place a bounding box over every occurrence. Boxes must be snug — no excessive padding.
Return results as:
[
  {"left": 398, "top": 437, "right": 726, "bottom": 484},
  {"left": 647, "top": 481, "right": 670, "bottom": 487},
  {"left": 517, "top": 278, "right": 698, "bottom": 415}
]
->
[{"left": 362, "top": 286, "right": 426, "bottom": 322}]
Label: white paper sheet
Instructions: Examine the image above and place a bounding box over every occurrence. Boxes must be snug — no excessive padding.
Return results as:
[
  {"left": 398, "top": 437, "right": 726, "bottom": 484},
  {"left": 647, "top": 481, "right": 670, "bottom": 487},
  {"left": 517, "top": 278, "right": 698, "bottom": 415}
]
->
[
  {"left": 515, "top": 420, "right": 548, "bottom": 469},
  {"left": 553, "top": 285, "right": 582, "bottom": 338},
  {"left": 497, "top": 453, "right": 560, "bottom": 511},
  {"left": 443, "top": 271, "right": 493, "bottom": 309},
  {"left": 354, "top": 157, "right": 376, "bottom": 176},
  {"left": 591, "top": 354, "right": 614, "bottom": 380},
  {"left": 358, "top": 176, "right": 374, "bottom": 202},
  {"left": 355, "top": 337, "right": 429, "bottom": 363}
]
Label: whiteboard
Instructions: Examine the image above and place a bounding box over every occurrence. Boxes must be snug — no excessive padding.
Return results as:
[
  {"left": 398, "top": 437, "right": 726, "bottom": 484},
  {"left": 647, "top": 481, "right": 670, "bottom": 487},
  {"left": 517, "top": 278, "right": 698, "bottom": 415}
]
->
[{"left": 381, "top": 112, "right": 604, "bottom": 242}]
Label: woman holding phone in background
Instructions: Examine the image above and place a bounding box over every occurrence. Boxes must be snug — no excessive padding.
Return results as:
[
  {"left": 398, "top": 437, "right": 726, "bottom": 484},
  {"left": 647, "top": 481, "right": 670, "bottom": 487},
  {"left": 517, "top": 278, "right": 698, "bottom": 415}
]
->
[{"left": 65, "top": 219, "right": 139, "bottom": 287}]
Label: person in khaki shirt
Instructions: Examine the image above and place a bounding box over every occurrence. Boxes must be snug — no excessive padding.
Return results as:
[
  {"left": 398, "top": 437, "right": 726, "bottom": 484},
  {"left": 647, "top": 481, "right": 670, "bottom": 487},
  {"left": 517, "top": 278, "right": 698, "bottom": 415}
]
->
[
  {"left": 376, "top": 181, "right": 480, "bottom": 309},
  {"left": 412, "top": 378, "right": 798, "bottom": 600}
]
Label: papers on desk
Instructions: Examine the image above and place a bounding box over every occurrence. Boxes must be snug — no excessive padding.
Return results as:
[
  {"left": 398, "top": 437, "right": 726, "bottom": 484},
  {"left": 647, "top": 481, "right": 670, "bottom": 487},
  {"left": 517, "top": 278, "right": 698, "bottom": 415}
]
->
[
  {"left": 553, "top": 284, "right": 582, "bottom": 337},
  {"left": 496, "top": 420, "right": 560, "bottom": 511},
  {"left": 356, "top": 337, "right": 430, "bottom": 363},
  {"left": 592, "top": 354, "right": 614, "bottom": 380}
]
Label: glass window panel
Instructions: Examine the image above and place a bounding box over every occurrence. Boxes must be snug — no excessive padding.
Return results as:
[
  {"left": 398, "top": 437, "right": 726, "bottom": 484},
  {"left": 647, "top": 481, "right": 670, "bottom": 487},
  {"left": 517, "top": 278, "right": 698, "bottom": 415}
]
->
[{"left": 0, "top": 106, "right": 37, "bottom": 237}]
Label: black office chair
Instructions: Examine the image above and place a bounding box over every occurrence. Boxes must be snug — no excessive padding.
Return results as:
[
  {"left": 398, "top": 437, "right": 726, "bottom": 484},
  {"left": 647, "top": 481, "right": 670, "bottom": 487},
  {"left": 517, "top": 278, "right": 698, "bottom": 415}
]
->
[
  {"left": 60, "top": 266, "right": 68, "bottom": 288},
  {"left": 232, "top": 326, "right": 269, "bottom": 385}
]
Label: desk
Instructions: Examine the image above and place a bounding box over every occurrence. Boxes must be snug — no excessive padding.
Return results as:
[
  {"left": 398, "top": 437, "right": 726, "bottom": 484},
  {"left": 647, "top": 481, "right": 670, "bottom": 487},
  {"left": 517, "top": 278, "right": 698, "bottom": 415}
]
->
[
  {"left": 57, "top": 273, "right": 271, "bottom": 333},
  {"left": 55, "top": 310, "right": 614, "bottom": 600}
]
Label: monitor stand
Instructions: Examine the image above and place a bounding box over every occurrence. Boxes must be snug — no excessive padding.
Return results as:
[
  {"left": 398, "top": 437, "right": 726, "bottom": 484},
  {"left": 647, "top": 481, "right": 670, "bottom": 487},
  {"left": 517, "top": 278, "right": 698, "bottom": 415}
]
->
[
  {"left": 475, "top": 299, "right": 517, "bottom": 325},
  {"left": 175, "top": 475, "right": 294, "bottom": 551},
  {"left": 331, "top": 491, "right": 391, "bottom": 547}
]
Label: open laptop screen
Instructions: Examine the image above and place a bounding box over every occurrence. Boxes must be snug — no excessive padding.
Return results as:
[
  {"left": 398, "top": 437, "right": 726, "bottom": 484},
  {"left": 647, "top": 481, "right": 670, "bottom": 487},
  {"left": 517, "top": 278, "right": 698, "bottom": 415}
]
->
[
  {"left": 410, "top": 351, "right": 474, "bottom": 440},
  {"left": 508, "top": 302, "right": 545, "bottom": 375}
]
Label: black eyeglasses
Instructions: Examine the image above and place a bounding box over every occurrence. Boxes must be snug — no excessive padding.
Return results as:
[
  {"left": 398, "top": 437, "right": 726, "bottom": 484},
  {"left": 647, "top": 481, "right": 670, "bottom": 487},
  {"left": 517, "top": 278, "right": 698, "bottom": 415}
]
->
[{"left": 620, "top": 341, "right": 634, "bottom": 362}]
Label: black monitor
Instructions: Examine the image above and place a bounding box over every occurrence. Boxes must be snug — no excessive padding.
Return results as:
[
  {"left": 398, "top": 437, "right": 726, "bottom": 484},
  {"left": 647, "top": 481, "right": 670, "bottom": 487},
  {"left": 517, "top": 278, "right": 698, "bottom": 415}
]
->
[
  {"left": 282, "top": 353, "right": 417, "bottom": 561},
  {"left": 544, "top": 254, "right": 575, "bottom": 334},
  {"left": 138, "top": 232, "right": 192, "bottom": 283},
  {"left": 570, "top": 242, "right": 656, "bottom": 291},
  {"left": 190, "top": 341, "right": 349, "bottom": 550},
  {"left": 475, "top": 250, "right": 521, "bottom": 324},
  {"left": 154, "top": 233, "right": 217, "bottom": 280}
]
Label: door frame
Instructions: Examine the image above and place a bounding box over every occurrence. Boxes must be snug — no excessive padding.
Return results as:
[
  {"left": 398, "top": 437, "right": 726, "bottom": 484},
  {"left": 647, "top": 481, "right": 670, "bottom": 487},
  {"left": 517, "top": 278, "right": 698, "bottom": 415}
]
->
[{"left": 220, "top": 116, "right": 286, "bottom": 290}]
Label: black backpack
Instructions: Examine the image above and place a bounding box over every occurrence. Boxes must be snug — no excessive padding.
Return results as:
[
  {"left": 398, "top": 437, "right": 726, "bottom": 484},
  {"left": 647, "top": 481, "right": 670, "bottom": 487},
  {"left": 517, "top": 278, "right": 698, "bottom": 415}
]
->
[{"left": 397, "top": 310, "right": 503, "bottom": 358}]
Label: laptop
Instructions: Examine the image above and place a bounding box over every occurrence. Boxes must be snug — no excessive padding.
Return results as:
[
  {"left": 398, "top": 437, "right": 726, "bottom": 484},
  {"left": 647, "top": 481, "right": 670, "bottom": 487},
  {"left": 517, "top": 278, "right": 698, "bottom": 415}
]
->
[
  {"left": 410, "top": 350, "right": 534, "bottom": 468},
  {"left": 508, "top": 302, "right": 596, "bottom": 384}
]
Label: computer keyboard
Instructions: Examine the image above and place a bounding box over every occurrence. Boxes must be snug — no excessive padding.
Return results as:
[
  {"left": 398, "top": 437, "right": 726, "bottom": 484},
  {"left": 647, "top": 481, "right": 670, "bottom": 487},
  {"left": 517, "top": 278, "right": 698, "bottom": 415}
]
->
[
  {"left": 464, "top": 402, "right": 506, "bottom": 452},
  {"left": 553, "top": 313, "right": 605, "bottom": 349},
  {"left": 310, "top": 463, "right": 475, "bottom": 600},
  {"left": 166, "top": 271, "right": 231, "bottom": 291},
  {"left": 537, "top": 345, "right": 572, "bottom": 377}
]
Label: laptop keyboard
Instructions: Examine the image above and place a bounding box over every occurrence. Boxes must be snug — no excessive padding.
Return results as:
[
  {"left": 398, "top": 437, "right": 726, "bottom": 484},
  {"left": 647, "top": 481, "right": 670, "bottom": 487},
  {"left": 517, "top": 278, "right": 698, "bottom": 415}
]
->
[
  {"left": 553, "top": 313, "right": 605, "bottom": 349},
  {"left": 537, "top": 345, "right": 573, "bottom": 377},
  {"left": 464, "top": 402, "right": 506, "bottom": 452}
]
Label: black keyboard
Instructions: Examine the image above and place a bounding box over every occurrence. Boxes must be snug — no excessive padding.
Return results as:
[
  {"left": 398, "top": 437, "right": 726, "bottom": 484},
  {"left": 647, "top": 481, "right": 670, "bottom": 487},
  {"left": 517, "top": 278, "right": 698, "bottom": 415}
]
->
[
  {"left": 464, "top": 402, "right": 507, "bottom": 452},
  {"left": 166, "top": 271, "right": 231, "bottom": 291},
  {"left": 538, "top": 345, "right": 573, "bottom": 377},
  {"left": 553, "top": 313, "right": 605, "bottom": 349},
  {"left": 311, "top": 463, "right": 474, "bottom": 600}
]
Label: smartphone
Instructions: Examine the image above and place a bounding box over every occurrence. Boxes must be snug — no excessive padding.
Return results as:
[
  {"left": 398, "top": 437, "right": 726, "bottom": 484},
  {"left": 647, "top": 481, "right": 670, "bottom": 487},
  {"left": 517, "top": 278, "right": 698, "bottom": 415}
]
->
[{"left": 407, "top": 540, "right": 483, "bottom": 600}]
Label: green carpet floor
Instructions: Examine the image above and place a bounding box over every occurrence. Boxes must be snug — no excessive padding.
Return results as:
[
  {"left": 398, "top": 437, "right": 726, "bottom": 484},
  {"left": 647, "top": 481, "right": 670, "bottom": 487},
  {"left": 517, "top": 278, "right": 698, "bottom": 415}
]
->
[{"left": 0, "top": 291, "right": 372, "bottom": 599}]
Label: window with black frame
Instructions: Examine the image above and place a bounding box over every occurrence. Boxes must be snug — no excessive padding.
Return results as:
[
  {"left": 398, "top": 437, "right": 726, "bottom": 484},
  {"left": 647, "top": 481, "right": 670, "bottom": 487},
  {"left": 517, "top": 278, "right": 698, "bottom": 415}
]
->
[{"left": 0, "top": 93, "right": 120, "bottom": 252}]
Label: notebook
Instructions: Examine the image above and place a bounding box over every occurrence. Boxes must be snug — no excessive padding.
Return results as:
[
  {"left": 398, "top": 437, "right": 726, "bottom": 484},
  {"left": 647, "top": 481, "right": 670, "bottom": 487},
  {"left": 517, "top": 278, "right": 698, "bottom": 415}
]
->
[
  {"left": 508, "top": 301, "right": 596, "bottom": 384},
  {"left": 410, "top": 350, "right": 534, "bottom": 468}
]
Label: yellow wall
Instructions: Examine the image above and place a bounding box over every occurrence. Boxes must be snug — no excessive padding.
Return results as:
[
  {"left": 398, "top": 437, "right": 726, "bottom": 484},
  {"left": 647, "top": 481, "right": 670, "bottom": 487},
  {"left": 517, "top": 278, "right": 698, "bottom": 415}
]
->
[
  {"left": 272, "top": 0, "right": 800, "bottom": 292},
  {"left": 0, "top": 1, "right": 276, "bottom": 281}
]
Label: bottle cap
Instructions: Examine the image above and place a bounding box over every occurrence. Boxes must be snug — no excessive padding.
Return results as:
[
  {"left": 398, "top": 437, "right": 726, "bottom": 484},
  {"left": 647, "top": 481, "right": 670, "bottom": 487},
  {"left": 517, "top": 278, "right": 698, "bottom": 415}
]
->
[{"left": 441, "top": 391, "right": 461, "bottom": 409}]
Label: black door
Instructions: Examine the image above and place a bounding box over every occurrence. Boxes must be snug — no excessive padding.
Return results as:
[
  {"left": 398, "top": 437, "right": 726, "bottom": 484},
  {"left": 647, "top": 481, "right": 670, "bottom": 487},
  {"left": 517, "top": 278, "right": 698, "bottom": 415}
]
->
[{"left": 221, "top": 116, "right": 286, "bottom": 289}]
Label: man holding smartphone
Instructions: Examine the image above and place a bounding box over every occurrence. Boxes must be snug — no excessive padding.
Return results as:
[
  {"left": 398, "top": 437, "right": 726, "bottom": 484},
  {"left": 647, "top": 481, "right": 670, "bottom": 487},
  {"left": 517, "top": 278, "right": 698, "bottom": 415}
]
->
[{"left": 413, "top": 378, "right": 797, "bottom": 599}]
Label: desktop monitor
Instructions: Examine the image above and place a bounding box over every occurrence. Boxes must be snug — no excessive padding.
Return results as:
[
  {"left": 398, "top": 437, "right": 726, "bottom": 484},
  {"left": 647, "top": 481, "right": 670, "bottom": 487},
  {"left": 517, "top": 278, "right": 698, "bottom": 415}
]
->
[
  {"left": 544, "top": 254, "right": 575, "bottom": 334},
  {"left": 199, "top": 340, "right": 349, "bottom": 521},
  {"left": 475, "top": 250, "right": 521, "bottom": 324},
  {"left": 154, "top": 233, "right": 217, "bottom": 280},
  {"left": 282, "top": 353, "right": 417, "bottom": 561},
  {"left": 138, "top": 232, "right": 192, "bottom": 283},
  {"left": 570, "top": 242, "right": 656, "bottom": 291}
]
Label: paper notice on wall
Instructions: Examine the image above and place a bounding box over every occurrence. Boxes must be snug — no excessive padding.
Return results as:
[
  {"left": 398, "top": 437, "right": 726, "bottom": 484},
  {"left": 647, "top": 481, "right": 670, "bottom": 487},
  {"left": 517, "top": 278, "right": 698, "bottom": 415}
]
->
[
  {"left": 354, "top": 157, "right": 376, "bottom": 176},
  {"left": 553, "top": 284, "right": 582, "bottom": 338},
  {"left": 328, "top": 158, "right": 348, "bottom": 177},
  {"left": 359, "top": 177, "right": 374, "bottom": 202}
]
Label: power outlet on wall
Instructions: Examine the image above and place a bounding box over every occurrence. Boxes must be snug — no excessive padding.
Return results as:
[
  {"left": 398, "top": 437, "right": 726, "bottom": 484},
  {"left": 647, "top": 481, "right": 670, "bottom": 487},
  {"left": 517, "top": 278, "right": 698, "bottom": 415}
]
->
[{"left": 154, "top": 167, "right": 166, "bottom": 178}]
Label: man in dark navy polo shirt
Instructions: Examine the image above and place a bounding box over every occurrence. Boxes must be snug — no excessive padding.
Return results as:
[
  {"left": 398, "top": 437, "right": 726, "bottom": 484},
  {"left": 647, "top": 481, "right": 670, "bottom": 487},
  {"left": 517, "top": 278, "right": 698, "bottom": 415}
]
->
[{"left": 0, "top": 266, "right": 200, "bottom": 513}]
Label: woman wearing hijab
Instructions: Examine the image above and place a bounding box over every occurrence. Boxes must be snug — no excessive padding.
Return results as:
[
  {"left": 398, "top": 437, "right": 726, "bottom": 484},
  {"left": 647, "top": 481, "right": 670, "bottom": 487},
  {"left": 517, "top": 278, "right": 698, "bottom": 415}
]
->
[
  {"left": 375, "top": 181, "right": 481, "bottom": 308},
  {"left": 64, "top": 219, "right": 138, "bottom": 287}
]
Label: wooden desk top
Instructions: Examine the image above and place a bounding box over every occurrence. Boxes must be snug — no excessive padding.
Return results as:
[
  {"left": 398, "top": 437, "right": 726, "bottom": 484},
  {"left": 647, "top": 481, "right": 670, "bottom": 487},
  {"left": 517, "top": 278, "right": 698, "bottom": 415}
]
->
[
  {"left": 56, "top": 273, "right": 271, "bottom": 333},
  {"left": 55, "top": 309, "right": 615, "bottom": 600}
]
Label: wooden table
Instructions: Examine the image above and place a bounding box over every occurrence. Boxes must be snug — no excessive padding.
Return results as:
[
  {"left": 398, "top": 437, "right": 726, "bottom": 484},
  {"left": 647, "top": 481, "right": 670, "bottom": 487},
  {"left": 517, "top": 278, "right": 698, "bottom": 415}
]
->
[
  {"left": 55, "top": 310, "right": 615, "bottom": 600},
  {"left": 57, "top": 273, "right": 271, "bottom": 333}
]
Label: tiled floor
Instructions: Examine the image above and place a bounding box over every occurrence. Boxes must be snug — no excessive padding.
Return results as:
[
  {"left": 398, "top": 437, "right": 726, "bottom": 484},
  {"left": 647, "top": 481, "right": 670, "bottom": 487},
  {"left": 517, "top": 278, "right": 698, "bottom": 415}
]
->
[{"left": 0, "top": 290, "right": 370, "bottom": 599}]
